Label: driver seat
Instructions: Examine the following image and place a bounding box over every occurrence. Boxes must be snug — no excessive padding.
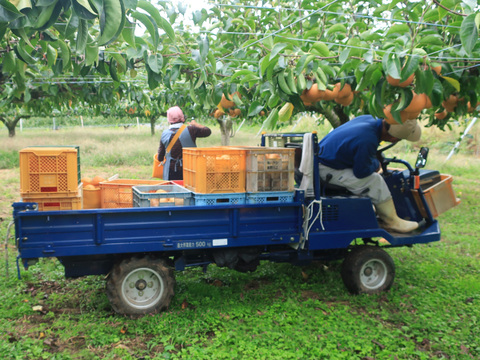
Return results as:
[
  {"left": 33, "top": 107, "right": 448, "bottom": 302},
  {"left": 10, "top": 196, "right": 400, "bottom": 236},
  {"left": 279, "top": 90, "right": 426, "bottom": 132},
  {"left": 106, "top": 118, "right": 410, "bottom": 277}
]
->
[{"left": 321, "top": 173, "right": 354, "bottom": 196}]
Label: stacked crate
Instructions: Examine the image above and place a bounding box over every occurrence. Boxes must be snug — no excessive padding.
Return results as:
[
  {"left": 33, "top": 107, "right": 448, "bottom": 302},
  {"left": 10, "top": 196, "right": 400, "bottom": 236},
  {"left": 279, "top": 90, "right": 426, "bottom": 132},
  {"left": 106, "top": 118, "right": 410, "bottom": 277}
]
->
[
  {"left": 182, "top": 146, "right": 296, "bottom": 206},
  {"left": 20, "top": 147, "right": 82, "bottom": 211},
  {"left": 183, "top": 147, "right": 247, "bottom": 205},
  {"left": 241, "top": 147, "right": 295, "bottom": 204}
]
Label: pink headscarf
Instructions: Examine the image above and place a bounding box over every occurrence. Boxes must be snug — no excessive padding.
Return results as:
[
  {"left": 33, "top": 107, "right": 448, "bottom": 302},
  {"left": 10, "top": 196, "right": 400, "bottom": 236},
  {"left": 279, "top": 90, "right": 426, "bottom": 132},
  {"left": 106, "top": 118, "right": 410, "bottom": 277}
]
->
[{"left": 167, "top": 106, "right": 185, "bottom": 124}]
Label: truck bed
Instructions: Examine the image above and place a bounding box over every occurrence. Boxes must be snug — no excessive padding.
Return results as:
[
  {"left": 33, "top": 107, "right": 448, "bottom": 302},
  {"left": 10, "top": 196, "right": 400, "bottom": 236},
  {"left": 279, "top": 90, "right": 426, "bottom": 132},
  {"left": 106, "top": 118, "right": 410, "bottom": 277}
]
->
[{"left": 14, "top": 199, "right": 304, "bottom": 274}]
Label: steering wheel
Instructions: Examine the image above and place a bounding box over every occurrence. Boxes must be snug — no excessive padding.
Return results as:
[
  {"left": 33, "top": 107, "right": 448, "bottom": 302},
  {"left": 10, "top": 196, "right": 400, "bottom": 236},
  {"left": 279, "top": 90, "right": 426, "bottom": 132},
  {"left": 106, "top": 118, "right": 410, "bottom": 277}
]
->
[{"left": 376, "top": 142, "right": 398, "bottom": 175}]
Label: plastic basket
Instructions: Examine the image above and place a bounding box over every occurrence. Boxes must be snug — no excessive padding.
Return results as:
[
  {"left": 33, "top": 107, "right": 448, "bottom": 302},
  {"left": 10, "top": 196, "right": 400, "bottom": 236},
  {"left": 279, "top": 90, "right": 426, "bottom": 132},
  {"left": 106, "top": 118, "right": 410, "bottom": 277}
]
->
[
  {"left": 83, "top": 187, "right": 101, "bottom": 209},
  {"left": 100, "top": 179, "right": 168, "bottom": 208},
  {"left": 237, "top": 147, "right": 295, "bottom": 192},
  {"left": 29, "top": 145, "right": 81, "bottom": 184},
  {"left": 246, "top": 191, "right": 295, "bottom": 204},
  {"left": 19, "top": 147, "right": 79, "bottom": 195},
  {"left": 411, "top": 174, "right": 460, "bottom": 218},
  {"left": 193, "top": 192, "right": 246, "bottom": 206},
  {"left": 133, "top": 184, "right": 194, "bottom": 207},
  {"left": 22, "top": 195, "right": 82, "bottom": 211},
  {"left": 183, "top": 147, "right": 246, "bottom": 193}
]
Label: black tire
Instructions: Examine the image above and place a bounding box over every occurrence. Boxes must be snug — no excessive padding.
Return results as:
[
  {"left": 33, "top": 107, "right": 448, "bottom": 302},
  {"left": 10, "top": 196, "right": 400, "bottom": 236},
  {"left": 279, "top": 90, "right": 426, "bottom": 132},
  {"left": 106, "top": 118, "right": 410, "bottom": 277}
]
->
[
  {"left": 106, "top": 256, "right": 175, "bottom": 316},
  {"left": 341, "top": 246, "right": 395, "bottom": 295}
]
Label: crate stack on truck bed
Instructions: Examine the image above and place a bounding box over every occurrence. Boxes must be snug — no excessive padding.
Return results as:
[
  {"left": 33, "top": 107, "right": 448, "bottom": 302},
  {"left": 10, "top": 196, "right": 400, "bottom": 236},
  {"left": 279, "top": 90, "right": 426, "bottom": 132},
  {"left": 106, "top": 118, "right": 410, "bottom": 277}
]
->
[
  {"left": 132, "top": 146, "right": 296, "bottom": 208},
  {"left": 19, "top": 147, "right": 83, "bottom": 211}
]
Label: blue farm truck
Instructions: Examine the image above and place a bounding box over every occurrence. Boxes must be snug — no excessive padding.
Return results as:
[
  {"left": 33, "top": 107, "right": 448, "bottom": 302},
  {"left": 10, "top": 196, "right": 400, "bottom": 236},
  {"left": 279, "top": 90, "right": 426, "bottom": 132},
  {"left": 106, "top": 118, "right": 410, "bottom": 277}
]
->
[{"left": 12, "top": 133, "right": 459, "bottom": 316}]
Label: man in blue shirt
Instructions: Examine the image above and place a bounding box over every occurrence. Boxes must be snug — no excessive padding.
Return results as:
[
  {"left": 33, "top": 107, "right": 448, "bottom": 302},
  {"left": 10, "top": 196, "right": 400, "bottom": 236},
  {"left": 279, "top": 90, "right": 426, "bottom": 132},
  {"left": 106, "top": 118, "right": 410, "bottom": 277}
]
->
[{"left": 318, "top": 115, "right": 421, "bottom": 233}]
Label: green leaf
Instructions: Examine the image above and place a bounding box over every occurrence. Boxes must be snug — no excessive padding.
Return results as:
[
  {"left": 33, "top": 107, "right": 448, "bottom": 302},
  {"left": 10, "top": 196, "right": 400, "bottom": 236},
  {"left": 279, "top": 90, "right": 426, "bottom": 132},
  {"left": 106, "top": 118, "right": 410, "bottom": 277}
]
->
[
  {"left": 147, "top": 53, "right": 163, "bottom": 74},
  {"left": 46, "top": 44, "right": 57, "bottom": 67},
  {"left": 85, "top": 39, "right": 98, "bottom": 66},
  {"left": 247, "top": 102, "right": 263, "bottom": 117},
  {"left": 109, "top": 59, "right": 119, "bottom": 82},
  {"left": 311, "top": 42, "right": 330, "bottom": 57},
  {"left": 441, "top": 76, "right": 461, "bottom": 92},
  {"left": 55, "top": 39, "right": 71, "bottom": 70},
  {"left": 416, "top": 34, "right": 444, "bottom": 47},
  {"left": 264, "top": 108, "right": 279, "bottom": 129},
  {"left": 97, "top": 0, "right": 124, "bottom": 46},
  {"left": 460, "top": 13, "right": 479, "bottom": 56},
  {"left": 76, "top": 19, "right": 88, "bottom": 55},
  {"left": 131, "top": 11, "right": 158, "bottom": 49},
  {"left": 430, "top": 79, "right": 444, "bottom": 107},
  {"left": 326, "top": 23, "right": 347, "bottom": 36},
  {"left": 386, "top": 24, "right": 409, "bottom": 37},
  {"left": 270, "top": 43, "right": 288, "bottom": 61},
  {"left": 72, "top": 0, "right": 97, "bottom": 20},
  {"left": 230, "top": 69, "right": 257, "bottom": 82},
  {"left": 10, "top": 0, "right": 31, "bottom": 13},
  {"left": 121, "top": 19, "right": 135, "bottom": 47},
  {"left": 2, "top": 51, "right": 16, "bottom": 73},
  {"left": 14, "top": 41, "right": 36, "bottom": 64},
  {"left": 137, "top": 0, "right": 174, "bottom": 42},
  {"left": 198, "top": 35, "right": 209, "bottom": 60},
  {"left": 401, "top": 55, "right": 420, "bottom": 80},
  {"left": 0, "top": 0, "right": 24, "bottom": 22}
]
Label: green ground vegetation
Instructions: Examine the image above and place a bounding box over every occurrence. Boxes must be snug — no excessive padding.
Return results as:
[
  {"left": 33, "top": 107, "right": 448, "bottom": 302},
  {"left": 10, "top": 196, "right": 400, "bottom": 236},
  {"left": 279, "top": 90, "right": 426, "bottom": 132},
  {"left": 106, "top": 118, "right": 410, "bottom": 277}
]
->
[{"left": 0, "top": 117, "right": 479, "bottom": 359}]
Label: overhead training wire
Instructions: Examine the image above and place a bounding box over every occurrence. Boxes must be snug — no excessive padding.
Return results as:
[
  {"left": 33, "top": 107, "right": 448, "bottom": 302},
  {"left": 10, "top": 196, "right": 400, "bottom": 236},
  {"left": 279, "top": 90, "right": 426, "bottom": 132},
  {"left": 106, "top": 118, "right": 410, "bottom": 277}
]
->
[
  {"left": 209, "top": 3, "right": 461, "bottom": 29},
  {"left": 212, "top": 0, "right": 342, "bottom": 64}
]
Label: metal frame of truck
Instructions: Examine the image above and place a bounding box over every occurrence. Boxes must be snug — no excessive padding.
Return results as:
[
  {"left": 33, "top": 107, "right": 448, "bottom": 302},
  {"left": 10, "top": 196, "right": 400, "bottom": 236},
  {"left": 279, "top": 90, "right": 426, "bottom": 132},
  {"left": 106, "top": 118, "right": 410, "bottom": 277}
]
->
[{"left": 12, "top": 132, "right": 447, "bottom": 316}]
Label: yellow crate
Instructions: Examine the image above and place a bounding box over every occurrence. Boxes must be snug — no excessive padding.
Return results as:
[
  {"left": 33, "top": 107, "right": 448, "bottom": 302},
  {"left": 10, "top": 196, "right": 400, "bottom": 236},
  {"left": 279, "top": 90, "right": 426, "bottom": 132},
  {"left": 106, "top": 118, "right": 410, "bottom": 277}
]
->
[
  {"left": 22, "top": 194, "right": 82, "bottom": 211},
  {"left": 100, "top": 179, "right": 167, "bottom": 208},
  {"left": 183, "top": 147, "right": 246, "bottom": 193},
  {"left": 235, "top": 147, "right": 295, "bottom": 192},
  {"left": 412, "top": 174, "right": 461, "bottom": 218},
  {"left": 20, "top": 147, "right": 78, "bottom": 195}
]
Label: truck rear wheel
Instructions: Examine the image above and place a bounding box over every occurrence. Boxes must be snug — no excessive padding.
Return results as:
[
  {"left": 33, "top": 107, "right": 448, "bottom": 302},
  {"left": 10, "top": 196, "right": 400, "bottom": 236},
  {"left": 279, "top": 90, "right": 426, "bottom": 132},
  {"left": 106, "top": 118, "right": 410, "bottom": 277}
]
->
[
  {"left": 341, "top": 246, "right": 395, "bottom": 294},
  {"left": 106, "top": 256, "right": 175, "bottom": 316}
]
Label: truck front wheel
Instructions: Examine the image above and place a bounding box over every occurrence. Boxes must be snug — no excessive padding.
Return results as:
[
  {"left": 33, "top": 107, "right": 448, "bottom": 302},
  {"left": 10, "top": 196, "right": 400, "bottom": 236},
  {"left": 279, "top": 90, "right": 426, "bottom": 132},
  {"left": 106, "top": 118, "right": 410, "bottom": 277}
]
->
[
  {"left": 341, "top": 246, "right": 395, "bottom": 294},
  {"left": 106, "top": 256, "right": 175, "bottom": 316}
]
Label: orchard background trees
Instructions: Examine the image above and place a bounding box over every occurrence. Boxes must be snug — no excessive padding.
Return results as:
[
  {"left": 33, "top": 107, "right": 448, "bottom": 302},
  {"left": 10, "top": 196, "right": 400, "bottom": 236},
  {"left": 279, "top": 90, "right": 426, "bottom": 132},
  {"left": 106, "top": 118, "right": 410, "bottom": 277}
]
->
[{"left": 1, "top": 0, "right": 480, "bottom": 138}]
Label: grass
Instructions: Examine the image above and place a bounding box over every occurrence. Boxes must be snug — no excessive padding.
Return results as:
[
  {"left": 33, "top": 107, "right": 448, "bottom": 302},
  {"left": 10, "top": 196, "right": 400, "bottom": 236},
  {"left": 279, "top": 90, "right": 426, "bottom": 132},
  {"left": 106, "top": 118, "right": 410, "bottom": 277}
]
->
[{"left": 0, "top": 117, "right": 479, "bottom": 359}]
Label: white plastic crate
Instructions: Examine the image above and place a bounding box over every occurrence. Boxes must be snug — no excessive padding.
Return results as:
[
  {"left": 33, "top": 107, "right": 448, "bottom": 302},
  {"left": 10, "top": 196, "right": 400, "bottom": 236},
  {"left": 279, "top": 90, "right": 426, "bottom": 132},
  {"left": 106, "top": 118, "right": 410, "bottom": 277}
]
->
[
  {"left": 194, "top": 192, "right": 245, "bottom": 206},
  {"left": 133, "top": 184, "right": 194, "bottom": 207},
  {"left": 246, "top": 191, "right": 295, "bottom": 204},
  {"left": 238, "top": 147, "right": 295, "bottom": 192}
]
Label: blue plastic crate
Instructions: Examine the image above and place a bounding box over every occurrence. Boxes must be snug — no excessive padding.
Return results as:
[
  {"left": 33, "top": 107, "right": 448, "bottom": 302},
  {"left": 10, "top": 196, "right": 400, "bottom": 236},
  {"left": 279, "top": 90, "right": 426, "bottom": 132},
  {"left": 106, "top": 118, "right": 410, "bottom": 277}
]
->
[
  {"left": 194, "top": 192, "right": 246, "bottom": 206},
  {"left": 246, "top": 191, "right": 295, "bottom": 204},
  {"left": 133, "top": 184, "right": 194, "bottom": 207}
]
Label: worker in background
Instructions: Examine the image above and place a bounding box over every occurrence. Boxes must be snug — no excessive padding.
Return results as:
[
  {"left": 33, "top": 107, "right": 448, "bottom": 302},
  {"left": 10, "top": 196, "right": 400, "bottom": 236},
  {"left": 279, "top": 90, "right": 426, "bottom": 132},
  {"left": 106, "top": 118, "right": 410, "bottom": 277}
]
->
[
  {"left": 157, "top": 106, "right": 212, "bottom": 180},
  {"left": 318, "top": 115, "right": 421, "bottom": 233}
]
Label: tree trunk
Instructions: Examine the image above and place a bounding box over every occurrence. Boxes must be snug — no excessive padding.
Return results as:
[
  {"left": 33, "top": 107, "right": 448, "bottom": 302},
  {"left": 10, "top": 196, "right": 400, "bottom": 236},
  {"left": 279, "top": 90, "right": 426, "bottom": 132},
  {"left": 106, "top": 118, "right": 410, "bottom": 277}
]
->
[
  {"left": 1, "top": 116, "right": 25, "bottom": 138},
  {"left": 316, "top": 106, "right": 349, "bottom": 129},
  {"left": 217, "top": 117, "right": 233, "bottom": 146},
  {"left": 150, "top": 117, "right": 156, "bottom": 136}
]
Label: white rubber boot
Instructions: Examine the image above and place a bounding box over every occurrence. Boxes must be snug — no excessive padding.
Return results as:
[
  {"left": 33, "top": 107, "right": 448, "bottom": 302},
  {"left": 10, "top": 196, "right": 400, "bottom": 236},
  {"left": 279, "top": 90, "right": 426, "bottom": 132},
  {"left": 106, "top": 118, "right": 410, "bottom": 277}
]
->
[{"left": 375, "top": 199, "right": 419, "bottom": 233}]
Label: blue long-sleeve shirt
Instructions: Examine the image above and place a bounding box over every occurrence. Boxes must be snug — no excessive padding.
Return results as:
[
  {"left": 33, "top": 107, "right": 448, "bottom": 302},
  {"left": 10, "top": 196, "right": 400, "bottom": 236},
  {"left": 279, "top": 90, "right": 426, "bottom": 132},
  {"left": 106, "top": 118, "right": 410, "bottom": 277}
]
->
[{"left": 318, "top": 115, "right": 383, "bottom": 178}]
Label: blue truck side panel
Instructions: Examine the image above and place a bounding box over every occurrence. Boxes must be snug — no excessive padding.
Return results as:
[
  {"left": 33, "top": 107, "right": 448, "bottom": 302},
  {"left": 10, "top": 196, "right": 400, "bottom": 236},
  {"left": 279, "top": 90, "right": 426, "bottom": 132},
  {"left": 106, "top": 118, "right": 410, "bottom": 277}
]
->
[{"left": 15, "top": 202, "right": 303, "bottom": 261}]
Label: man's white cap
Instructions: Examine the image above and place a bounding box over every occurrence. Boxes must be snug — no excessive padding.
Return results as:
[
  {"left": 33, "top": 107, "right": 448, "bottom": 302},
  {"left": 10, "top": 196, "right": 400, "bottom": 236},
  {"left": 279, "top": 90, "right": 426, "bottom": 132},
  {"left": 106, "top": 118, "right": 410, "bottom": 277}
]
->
[{"left": 388, "top": 120, "right": 421, "bottom": 142}]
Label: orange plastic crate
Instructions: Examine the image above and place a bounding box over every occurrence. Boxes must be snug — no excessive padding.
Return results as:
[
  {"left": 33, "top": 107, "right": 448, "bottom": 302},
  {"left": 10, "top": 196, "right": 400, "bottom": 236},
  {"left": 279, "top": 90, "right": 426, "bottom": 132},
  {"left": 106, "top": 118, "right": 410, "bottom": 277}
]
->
[
  {"left": 183, "top": 147, "right": 246, "bottom": 193},
  {"left": 83, "top": 187, "right": 101, "bottom": 209},
  {"left": 411, "top": 174, "right": 460, "bottom": 218},
  {"left": 22, "top": 194, "right": 82, "bottom": 211},
  {"left": 100, "top": 179, "right": 167, "bottom": 208},
  {"left": 19, "top": 147, "right": 78, "bottom": 196}
]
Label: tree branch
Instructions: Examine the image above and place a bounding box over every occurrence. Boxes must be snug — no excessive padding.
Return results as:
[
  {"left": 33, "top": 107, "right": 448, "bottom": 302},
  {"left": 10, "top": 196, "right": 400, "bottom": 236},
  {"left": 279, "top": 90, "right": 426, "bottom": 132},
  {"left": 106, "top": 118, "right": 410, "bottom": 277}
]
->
[{"left": 432, "top": 0, "right": 466, "bottom": 17}]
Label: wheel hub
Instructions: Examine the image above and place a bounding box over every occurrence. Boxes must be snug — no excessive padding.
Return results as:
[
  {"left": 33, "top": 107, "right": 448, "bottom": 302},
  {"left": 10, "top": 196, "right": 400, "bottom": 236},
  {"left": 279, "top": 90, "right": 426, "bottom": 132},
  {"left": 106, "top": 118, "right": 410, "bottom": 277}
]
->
[
  {"left": 360, "top": 259, "right": 387, "bottom": 290},
  {"left": 121, "top": 268, "right": 165, "bottom": 310},
  {"left": 135, "top": 279, "right": 147, "bottom": 291}
]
